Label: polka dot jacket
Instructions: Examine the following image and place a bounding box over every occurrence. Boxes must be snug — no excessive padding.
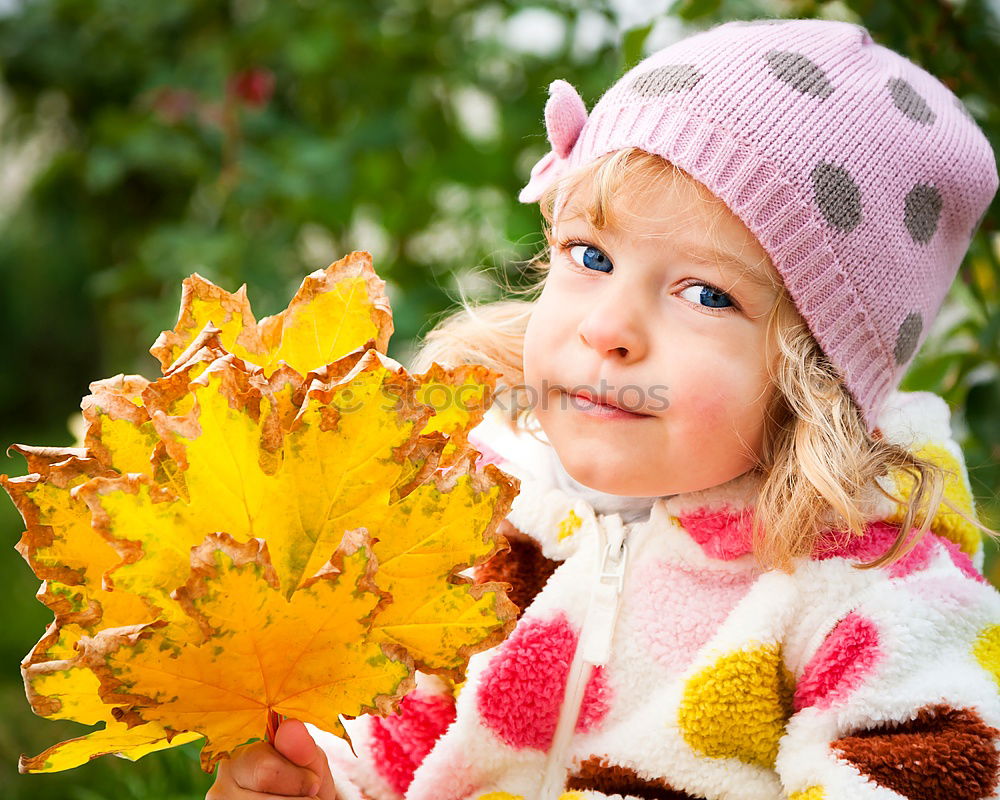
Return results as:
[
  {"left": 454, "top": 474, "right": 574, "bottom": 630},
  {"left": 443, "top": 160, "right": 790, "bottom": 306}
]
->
[{"left": 314, "top": 390, "right": 1000, "bottom": 800}]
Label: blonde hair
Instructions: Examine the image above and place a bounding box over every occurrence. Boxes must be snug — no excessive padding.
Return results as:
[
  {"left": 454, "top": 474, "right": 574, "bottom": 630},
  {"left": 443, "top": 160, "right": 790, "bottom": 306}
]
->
[{"left": 411, "top": 148, "right": 997, "bottom": 572}]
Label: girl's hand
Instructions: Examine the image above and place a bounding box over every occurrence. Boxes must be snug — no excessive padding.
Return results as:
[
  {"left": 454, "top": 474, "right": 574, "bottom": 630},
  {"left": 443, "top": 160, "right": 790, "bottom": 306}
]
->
[{"left": 207, "top": 718, "right": 340, "bottom": 799}]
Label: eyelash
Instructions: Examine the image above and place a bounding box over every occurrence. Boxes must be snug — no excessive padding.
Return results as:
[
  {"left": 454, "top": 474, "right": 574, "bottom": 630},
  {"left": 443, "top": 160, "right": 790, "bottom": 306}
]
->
[{"left": 554, "top": 237, "right": 740, "bottom": 315}]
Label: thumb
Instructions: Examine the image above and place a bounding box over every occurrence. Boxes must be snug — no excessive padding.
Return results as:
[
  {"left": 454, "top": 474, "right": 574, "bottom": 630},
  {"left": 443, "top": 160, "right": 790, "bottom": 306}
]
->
[{"left": 274, "top": 718, "right": 339, "bottom": 800}]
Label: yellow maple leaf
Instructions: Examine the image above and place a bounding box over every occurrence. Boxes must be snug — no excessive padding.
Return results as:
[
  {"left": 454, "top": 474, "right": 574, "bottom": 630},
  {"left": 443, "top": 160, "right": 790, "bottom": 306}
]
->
[
  {"left": 81, "top": 375, "right": 161, "bottom": 476},
  {"left": 17, "top": 717, "right": 201, "bottom": 774},
  {"left": 2, "top": 448, "right": 200, "bottom": 770},
  {"left": 150, "top": 250, "right": 393, "bottom": 376},
  {"left": 81, "top": 531, "right": 411, "bottom": 771},
  {"left": 413, "top": 362, "right": 496, "bottom": 468},
  {"left": 366, "top": 460, "right": 517, "bottom": 679},
  {"left": 83, "top": 338, "right": 508, "bottom": 604},
  {"left": 2, "top": 251, "right": 520, "bottom": 774}
]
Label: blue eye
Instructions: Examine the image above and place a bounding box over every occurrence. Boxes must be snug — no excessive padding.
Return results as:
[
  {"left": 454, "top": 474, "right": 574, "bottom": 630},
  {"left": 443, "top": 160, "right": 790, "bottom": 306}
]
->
[
  {"left": 568, "top": 244, "right": 613, "bottom": 273},
  {"left": 679, "top": 283, "right": 735, "bottom": 310}
]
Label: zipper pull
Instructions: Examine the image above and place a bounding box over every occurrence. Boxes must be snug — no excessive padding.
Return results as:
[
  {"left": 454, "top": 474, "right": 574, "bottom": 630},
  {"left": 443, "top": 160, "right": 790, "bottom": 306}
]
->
[
  {"left": 580, "top": 521, "right": 628, "bottom": 666},
  {"left": 538, "top": 514, "right": 630, "bottom": 800}
]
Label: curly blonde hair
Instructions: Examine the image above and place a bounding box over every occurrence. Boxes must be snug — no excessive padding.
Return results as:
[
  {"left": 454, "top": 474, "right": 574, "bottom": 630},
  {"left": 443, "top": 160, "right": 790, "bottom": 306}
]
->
[{"left": 411, "top": 148, "right": 995, "bottom": 572}]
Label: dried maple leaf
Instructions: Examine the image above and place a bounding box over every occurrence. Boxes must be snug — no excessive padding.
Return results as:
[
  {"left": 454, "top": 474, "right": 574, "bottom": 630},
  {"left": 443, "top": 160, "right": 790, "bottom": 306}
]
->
[
  {"left": 151, "top": 249, "right": 495, "bottom": 461},
  {"left": 4, "top": 447, "right": 201, "bottom": 773},
  {"left": 81, "top": 531, "right": 411, "bottom": 771},
  {"left": 414, "top": 362, "right": 496, "bottom": 469},
  {"left": 150, "top": 250, "right": 392, "bottom": 376},
  {"left": 2, "top": 251, "right": 519, "bottom": 773}
]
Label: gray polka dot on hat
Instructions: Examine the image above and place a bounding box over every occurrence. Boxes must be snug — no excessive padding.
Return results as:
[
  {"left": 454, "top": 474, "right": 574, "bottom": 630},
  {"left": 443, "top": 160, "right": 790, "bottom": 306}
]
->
[
  {"left": 628, "top": 64, "right": 704, "bottom": 97},
  {"left": 811, "top": 162, "right": 863, "bottom": 231},
  {"left": 894, "top": 312, "right": 923, "bottom": 364},
  {"left": 764, "top": 51, "right": 834, "bottom": 99},
  {"left": 887, "top": 78, "right": 936, "bottom": 125},
  {"left": 904, "top": 183, "right": 942, "bottom": 244}
]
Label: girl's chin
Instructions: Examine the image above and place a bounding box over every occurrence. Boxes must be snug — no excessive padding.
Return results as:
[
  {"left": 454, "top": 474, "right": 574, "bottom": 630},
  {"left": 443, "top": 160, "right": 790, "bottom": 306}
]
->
[{"left": 561, "top": 459, "right": 657, "bottom": 495}]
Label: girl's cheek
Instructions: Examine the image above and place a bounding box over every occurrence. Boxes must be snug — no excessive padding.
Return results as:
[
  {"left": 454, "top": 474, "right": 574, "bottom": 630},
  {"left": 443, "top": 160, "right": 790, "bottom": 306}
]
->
[
  {"left": 670, "top": 360, "right": 758, "bottom": 430},
  {"left": 706, "top": 375, "right": 772, "bottom": 456},
  {"left": 684, "top": 388, "right": 731, "bottom": 432},
  {"left": 526, "top": 308, "right": 574, "bottom": 375}
]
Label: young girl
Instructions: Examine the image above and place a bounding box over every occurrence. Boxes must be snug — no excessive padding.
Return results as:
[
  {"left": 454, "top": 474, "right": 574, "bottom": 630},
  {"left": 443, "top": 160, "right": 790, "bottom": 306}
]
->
[{"left": 208, "top": 17, "right": 1000, "bottom": 800}]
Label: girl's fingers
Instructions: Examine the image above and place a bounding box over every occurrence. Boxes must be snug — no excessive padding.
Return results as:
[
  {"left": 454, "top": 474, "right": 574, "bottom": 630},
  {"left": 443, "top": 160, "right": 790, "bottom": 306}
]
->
[
  {"left": 224, "top": 740, "right": 322, "bottom": 796},
  {"left": 209, "top": 785, "right": 318, "bottom": 800},
  {"left": 272, "top": 719, "right": 340, "bottom": 800},
  {"left": 209, "top": 774, "right": 318, "bottom": 800},
  {"left": 272, "top": 719, "right": 318, "bottom": 768}
]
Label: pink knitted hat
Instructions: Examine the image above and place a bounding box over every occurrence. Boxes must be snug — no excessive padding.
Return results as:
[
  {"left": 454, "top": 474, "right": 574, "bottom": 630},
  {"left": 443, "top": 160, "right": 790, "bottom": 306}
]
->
[{"left": 518, "top": 18, "right": 998, "bottom": 432}]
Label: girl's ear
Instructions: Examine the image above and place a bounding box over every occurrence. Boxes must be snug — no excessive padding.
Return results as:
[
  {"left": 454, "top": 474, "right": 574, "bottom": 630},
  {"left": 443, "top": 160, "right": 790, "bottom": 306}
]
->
[{"left": 544, "top": 79, "right": 588, "bottom": 158}]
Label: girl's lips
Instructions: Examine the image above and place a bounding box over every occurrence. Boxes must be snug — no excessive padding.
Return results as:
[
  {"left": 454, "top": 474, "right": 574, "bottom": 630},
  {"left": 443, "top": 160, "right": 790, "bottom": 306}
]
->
[{"left": 566, "top": 391, "right": 650, "bottom": 420}]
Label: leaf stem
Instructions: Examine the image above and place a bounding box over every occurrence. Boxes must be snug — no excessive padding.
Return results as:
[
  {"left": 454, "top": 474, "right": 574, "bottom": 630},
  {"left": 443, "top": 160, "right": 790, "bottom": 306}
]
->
[{"left": 266, "top": 708, "right": 283, "bottom": 746}]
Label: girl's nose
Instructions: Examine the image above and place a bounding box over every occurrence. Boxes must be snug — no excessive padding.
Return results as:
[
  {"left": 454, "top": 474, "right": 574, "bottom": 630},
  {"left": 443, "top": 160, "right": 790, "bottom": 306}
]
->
[{"left": 576, "top": 290, "right": 647, "bottom": 362}]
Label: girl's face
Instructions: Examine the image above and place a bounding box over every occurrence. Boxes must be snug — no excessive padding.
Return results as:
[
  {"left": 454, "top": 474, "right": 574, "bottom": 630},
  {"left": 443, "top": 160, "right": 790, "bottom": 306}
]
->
[{"left": 522, "top": 168, "right": 785, "bottom": 497}]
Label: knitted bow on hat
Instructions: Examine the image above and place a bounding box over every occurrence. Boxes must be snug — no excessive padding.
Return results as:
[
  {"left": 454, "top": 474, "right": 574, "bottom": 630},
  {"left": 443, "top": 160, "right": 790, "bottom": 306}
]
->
[{"left": 518, "top": 80, "right": 588, "bottom": 204}]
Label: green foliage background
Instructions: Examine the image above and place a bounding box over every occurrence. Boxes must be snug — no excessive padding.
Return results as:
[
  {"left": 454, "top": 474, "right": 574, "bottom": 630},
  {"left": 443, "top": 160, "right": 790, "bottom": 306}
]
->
[{"left": 0, "top": 1, "right": 997, "bottom": 797}]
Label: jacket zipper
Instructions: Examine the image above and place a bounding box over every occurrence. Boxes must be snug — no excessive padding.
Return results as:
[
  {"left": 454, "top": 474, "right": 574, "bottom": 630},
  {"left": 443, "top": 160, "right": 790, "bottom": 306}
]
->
[{"left": 539, "top": 513, "right": 629, "bottom": 799}]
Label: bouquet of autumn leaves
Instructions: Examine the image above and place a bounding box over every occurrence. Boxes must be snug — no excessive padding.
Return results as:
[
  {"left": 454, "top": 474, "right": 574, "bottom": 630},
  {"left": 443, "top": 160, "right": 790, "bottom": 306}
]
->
[{"left": 1, "top": 251, "right": 520, "bottom": 774}]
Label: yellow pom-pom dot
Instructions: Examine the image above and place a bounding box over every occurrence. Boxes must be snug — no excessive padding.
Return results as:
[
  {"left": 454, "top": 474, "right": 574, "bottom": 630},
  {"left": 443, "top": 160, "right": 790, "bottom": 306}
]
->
[
  {"left": 558, "top": 794, "right": 585, "bottom": 800},
  {"left": 973, "top": 624, "right": 1000, "bottom": 688},
  {"left": 887, "top": 443, "right": 979, "bottom": 555},
  {"left": 558, "top": 509, "right": 583, "bottom": 541},
  {"left": 789, "top": 788, "right": 826, "bottom": 800},
  {"left": 443, "top": 676, "right": 465, "bottom": 701},
  {"left": 677, "top": 642, "right": 794, "bottom": 768}
]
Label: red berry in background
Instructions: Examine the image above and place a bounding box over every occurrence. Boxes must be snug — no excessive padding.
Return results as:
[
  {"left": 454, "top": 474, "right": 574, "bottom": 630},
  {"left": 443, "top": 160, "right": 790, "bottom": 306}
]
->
[{"left": 227, "top": 67, "right": 275, "bottom": 108}]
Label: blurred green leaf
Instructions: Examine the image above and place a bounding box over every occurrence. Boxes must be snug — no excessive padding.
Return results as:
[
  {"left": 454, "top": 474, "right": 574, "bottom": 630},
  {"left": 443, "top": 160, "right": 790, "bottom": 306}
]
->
[
  {"left": 899, "top": 352, "right": 959, "bottom": 392},
  {"left": 668, "top": 0, "right": 724, "bottom": 21},
  {"left": 979, "top": 309, "right": 1000, "bottom": 351},
  {"left": 622, "top": 21, "right": 656, "bottom": 70},
  {"left": 966, "top": 379, "right": 1000, "bottom": 444}
]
